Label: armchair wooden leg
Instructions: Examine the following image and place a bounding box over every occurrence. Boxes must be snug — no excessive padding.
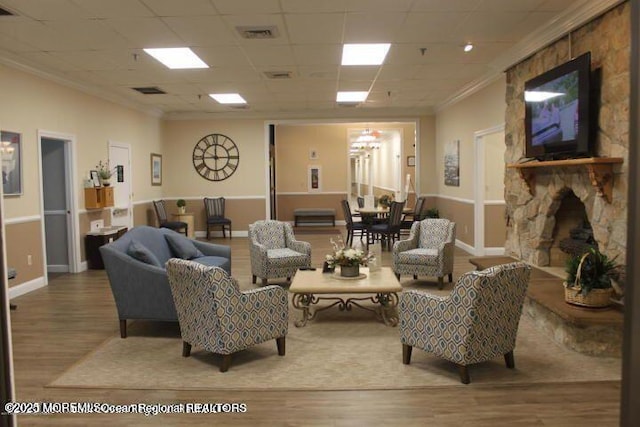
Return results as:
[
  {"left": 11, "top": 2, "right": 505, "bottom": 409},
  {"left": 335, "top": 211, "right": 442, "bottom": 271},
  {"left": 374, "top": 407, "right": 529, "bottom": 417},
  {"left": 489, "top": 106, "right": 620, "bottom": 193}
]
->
[
  {"left": 220, "top": 354, "right": 233, "bottom": 372},
  {"left": 437, "top": 276, "right": 444, "bottom": 290},
  {"left": 182, "top": 341, "right": 192, "bottom": 357},
  {"left": 413, "top": 274, "right": 418, "bottom": 280},
  {"left": 448, "top": 273, "right": 453, "bottom": 283},
  {"left": 276, "top": 336, "right": 286, "bottom": 356},
  {"left": 261, "top": 278, "right": 268, "bottom": 286},
  {"left": 504, "top": 351, "right": 515, "bottom": 369},
  {"left": 252, "top": 275, "right": 257, "bottom": 284},
  {"left": 229, "top": 225, "right": 232, "bottom": 239},
  {"left": 457, "top": 364, "right": 470, "bottom": 384},
  {"left": 119, "top": 320, "right": 127, "bottom": 338},
  {"left": 206, "top": 227, "right": 210, "bottom": 240},
  {"left": 402, "top": 344, "right": 412, "bottom": 364},
  {"left": 395, "top": 273, "right": 400, "bottom": 280}
]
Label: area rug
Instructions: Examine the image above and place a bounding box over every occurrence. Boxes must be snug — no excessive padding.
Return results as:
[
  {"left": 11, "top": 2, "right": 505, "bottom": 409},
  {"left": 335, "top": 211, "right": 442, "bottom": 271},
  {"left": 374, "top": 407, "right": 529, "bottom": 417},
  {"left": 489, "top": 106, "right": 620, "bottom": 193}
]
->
[{"left": 48, "top": 307, "right": 621, "bottom": 391}]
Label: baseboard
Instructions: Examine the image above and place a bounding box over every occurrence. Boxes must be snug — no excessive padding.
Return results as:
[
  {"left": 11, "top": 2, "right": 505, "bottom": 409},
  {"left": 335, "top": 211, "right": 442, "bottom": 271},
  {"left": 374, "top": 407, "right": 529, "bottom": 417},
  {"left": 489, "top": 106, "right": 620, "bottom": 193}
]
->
[
  {"left": 455, "top": 239, "right": 475, "bottom": 255},
  {"left": 8, "top": 276, "right": 47, "bottom": 299},
  {"left": 79, "top": 261, "right": 88, "bottom": 272}
]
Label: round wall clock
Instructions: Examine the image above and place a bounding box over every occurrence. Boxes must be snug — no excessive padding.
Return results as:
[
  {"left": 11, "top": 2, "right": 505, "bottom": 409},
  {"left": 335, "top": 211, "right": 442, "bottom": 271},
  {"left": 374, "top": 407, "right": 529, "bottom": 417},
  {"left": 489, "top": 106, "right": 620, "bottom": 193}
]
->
[{"left": 192, "top": 133, "right": 239, "bottom": 181}]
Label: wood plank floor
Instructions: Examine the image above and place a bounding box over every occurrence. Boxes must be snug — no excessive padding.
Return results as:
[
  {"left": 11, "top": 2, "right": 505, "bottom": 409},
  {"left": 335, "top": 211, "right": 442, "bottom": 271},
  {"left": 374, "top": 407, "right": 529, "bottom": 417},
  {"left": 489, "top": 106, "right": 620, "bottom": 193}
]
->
[{"left": 8, "top": 233, "right": 621, "bottom": 426}]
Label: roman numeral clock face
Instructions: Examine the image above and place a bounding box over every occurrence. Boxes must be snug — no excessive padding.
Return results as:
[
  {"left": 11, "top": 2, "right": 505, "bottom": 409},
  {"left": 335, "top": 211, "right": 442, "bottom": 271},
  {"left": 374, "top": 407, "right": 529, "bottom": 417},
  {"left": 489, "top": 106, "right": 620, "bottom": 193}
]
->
[{"left": 192, "top": 133, "right": 239, "bottom": 181}]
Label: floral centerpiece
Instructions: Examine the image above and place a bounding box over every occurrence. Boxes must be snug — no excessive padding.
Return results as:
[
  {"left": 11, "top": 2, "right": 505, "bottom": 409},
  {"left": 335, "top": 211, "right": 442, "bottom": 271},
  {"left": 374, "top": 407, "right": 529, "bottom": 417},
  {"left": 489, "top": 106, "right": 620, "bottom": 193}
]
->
[
  {"left": 378, "top": 193, "right": 394, "bottom": 208},
  {"left": 96, "top": 160, "right": 113, "bottom": 186},
  {"left": 325, "top": 237, "right": 373, "bottom": 277}
]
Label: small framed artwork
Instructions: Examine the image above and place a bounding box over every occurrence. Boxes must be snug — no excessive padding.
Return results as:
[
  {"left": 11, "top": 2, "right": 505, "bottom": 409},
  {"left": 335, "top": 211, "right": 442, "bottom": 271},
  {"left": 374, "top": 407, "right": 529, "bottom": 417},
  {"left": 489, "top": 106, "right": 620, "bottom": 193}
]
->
[
  {"left": 309, "top": 149, "right": 319, "bottom": 160},
  {"left": 407, "top": 155, "right": 416, "bottom": 167},
  {"left": 1, "top": 131, "right": 22, "bottom": 196},
  {"left": 444, "top": 139, "right": 460, "bottom": 187},
  {"left": 151, "top": 153, "right": 162, "bottom": 186},
  {"left": 308, "top": 166, "right": 321, "bottom": 192},
  {"left": 90, "top": 170, "right": 101, "bottom": 188}
]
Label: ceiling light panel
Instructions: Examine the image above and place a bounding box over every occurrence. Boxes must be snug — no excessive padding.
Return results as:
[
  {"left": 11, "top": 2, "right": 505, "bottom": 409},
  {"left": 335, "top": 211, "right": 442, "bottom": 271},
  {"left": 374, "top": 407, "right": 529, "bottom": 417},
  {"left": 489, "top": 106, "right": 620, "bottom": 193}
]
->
[
  {"left": 336, "top": 91, "right": 369, "bottom": 102},
  {"left": 209, "top": 93, "right": 247, "bottom": 104},
  {"left": 341, "top": 43, "right": 391, "bottom": 66},
  {"left": 144, "top": 48, "right": 208, "bottom": 69}
]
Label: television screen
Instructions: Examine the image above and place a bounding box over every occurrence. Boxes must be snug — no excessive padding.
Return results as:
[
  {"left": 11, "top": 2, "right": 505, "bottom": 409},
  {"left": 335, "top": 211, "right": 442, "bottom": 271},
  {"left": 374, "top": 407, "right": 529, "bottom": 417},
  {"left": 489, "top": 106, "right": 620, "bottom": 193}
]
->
[{"left": 524, "top": 52, "right": 591, "bottom": 160}]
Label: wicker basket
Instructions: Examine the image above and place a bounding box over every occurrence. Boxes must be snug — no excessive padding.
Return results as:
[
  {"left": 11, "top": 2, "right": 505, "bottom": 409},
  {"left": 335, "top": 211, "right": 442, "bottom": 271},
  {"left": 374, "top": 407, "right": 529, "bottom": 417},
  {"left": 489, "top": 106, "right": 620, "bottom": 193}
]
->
[{"left": 563, "top": 252, "right": 613, "bottom": 308}]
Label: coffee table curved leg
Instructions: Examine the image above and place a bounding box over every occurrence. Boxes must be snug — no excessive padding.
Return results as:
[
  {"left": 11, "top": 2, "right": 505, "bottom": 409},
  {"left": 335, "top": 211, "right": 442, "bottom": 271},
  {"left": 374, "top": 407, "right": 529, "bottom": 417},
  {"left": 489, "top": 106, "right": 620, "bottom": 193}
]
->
[
  {"left": 377, "top": 292, "right": 399, "bottom": 327},
  {"left": 292, "top": 293, "right": 314, "bottom": 327}
]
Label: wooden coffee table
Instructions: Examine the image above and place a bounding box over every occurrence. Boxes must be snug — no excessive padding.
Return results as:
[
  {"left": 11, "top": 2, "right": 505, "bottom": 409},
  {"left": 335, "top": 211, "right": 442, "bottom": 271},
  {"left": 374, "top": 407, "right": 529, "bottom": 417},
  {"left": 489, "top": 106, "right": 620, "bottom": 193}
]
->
[{"left": 288, "top": 267, "right": 402, "bottom": 327}]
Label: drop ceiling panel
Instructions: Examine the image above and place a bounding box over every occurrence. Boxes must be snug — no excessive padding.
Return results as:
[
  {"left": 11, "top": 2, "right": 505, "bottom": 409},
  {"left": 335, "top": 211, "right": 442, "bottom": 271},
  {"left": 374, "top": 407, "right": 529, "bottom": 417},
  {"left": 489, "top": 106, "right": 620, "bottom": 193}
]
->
[
  {"left": 376, "top": 65, "right": 423, "bottom": 80},
  {"left": 0, "top": 34, "right": 39, "bottom": 53},
  {"left": 162, "top": 16, "right": 237, "bottom": 46},
  {"left": 280, "top": 0, "right": 347, "bottom": 13},
  {"left": 292, "top": 45, "right": 342, "bottom": 66},
  {"left": 53, "top": 50, "right": 148, "bottom": 71},
  {"left": 343, "top": 12, "right": 407, "bottom": 42},
  {"left": 396, "top": 12, "right": 465, "bottom": 43},
  {"left": 410, "top": 0, "right": 482, "bottom": 12},
  {"left": 241, "top": 45, "right": 295, "bottom": 66},
  {"left": 297, "top": 65, "right": 339, "bottom": 80},
  {"left": 212, "top": 0, "right": 282, "bottom": 15},
  {"left": 1, "top": 0, "right": 92, "bottom": 20},
  {"left": 286, "top": 14, "right": 345, "bottom": 44},
  {"left": 105, "top": 18, "right": 183, "bottom": 47},
  {"left": 141, "top": 0, "right": 218, "bottom": 17},
  {"left": 346, "top": 0, "right": 414, "bottom": 12},
  {"left": 181, "top": 67, "right": 263, "bottom": 83},
  {"left": 193, "top": 47, "right": 253, "bottom": 67},
  {"left": 72, "top": 0, "right": 155, "bottom": 18},
  {"left": 339, "top": 66, "right": 380, "bottom": 81}
]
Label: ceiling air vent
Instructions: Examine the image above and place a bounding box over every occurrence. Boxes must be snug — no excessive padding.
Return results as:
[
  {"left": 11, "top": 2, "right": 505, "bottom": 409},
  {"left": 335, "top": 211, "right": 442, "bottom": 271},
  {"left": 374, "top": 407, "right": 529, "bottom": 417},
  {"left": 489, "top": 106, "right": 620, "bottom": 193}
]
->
[
  {"left": 236, "top": 26, "right": 280, "bottom": 39},
  {"left": 264, "top": 71, "right": 292, "bottom": 79},
  {"left": 0, "top": 6, "right": 15, "bottom": 16},
  {"left": 132, "top": 86, "right": 166, "bottom": 95}
]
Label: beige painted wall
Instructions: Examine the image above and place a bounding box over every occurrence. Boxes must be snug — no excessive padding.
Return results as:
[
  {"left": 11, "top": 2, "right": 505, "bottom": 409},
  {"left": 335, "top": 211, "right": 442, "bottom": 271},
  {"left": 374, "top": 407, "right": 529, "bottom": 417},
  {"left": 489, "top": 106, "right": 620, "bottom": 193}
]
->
[
  {"left": 435, "top": 77, "right": 506, "bottom": 200},
  {"left": 484, "top": 131, "right": 506, "bottom": 201},
  {"left": 161, "top": 119, "right": 267, "bottom": 198},
  {"left": 5, "top": 221, "right": 43, "bottom": 287},
  {"left": 418, "top": 115, "right": 437, "bottom": 195}
]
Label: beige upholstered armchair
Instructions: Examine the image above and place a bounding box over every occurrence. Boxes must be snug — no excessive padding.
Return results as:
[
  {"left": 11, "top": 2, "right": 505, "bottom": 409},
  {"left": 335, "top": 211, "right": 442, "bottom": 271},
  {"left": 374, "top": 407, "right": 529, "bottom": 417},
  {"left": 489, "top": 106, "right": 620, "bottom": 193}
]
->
[
  {"left": 399, "top": 262, "right": 531, "bottom": 384},
  {"left": 166, "top": 259, "right": 288, "bottom": 372},
  {"left": 392, "top": 218, "right": 456, "bottom": 289},
  {"left": 248, "top": 220, "right": 311, "bottom": 286}
]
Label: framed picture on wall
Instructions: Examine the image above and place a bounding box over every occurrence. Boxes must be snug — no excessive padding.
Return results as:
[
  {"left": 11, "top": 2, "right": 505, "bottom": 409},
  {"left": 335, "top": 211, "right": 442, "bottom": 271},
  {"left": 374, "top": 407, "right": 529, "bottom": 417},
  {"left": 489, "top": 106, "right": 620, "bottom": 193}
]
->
[
  {"left": 1, "top": 130, "right": 22, "bottom": 196},
  {"left": 151, "top": 153, "right": 162, "bottom": 186},
  {"left": 308, "top": 166, "right": 321, "bottom": 192},
  {"left": 309, "top": 148, "right": 319, "bottom": 160},
  {"left": 444, "top": 139, "right": 460, "bottom": 187},
  {"left": 90, "top": 170, "right": 101, "bottom": 188},
  {"left": 407, "top": 155, "right": 416, "bottom": 167}
]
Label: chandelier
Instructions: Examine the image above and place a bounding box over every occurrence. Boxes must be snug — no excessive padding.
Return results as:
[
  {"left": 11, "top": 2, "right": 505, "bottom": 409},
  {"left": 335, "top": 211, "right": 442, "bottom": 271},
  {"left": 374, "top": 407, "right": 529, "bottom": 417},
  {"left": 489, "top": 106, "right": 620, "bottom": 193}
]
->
[{"left": 352, "top": 128, "right": 381, "bottom": 151}]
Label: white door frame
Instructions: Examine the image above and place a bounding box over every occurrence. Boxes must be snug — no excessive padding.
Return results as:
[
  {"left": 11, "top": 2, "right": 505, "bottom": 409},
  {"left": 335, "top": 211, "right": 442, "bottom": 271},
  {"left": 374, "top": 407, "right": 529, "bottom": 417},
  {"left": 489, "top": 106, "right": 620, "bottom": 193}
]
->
[
  {"left": 108, "top": 141, "right": 133, "bottom": 229},
  {"left": 37, "top": 130, "right": 80, "bottom": 278},
  {"left": 473, "top": 124, "right": 505, "bottom": 256}
]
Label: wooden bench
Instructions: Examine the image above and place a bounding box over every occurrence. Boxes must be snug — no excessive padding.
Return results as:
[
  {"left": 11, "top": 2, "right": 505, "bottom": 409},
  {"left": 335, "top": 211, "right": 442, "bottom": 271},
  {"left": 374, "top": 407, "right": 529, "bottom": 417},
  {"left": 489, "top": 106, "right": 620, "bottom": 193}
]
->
[{"left": 294, "top": 208, "right": 336, "bottom": 227}]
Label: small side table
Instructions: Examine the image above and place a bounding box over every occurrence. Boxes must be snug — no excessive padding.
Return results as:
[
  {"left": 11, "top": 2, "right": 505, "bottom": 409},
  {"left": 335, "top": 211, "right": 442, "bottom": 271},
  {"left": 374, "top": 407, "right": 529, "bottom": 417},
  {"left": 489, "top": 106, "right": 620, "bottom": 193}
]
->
[
  {"left": 86, "top": 226, "right": 128, "bottom": 269},
  {"left": 172, "top": 213, "right": 195, "bottom": 238}
]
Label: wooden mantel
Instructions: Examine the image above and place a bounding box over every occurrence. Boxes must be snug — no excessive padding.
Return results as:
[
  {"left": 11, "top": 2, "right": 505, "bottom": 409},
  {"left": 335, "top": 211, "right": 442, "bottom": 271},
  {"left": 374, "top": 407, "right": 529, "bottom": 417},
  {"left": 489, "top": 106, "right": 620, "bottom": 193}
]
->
[{"left": 506, "top": 157, "right": 624, "bottom": 203}]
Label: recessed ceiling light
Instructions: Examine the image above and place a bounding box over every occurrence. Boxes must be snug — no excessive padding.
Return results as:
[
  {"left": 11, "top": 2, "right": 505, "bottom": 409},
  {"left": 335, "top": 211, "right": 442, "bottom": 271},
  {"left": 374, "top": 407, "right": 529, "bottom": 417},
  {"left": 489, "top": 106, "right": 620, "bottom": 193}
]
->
[
  {"left": 463, "top": 43, "right": 474, "bottom": 53},
  {"left": 143, "top": 48, "right": 208, "bottom": 69},
  {"left": 336, "top": 91, "right": 369, "bottom": 103},
  {"left": 341, "top": 43, "right": 391, "bottom": 66},
  {"left": 209, "top": 93, "right": 247, "bottom": 104}
]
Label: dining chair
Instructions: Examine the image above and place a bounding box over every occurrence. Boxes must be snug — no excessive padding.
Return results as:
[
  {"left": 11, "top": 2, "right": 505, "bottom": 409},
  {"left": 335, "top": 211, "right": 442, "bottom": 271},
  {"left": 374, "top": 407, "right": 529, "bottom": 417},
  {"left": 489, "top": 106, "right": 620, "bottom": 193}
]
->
[
  {"left": 369, "top": 201, "right": 405, "bottom": 250},
  {"left": 400, "top": 196, "right": 426, "bottom": 235},
  {"left": 341, "top": 199, "right": 369, "bottom": 246},
  {"left": 153, "top": 200, "right": 188, "bottom": 236},
  {"left": 204, "top": 197, "right": 232, "bottom": 239}
]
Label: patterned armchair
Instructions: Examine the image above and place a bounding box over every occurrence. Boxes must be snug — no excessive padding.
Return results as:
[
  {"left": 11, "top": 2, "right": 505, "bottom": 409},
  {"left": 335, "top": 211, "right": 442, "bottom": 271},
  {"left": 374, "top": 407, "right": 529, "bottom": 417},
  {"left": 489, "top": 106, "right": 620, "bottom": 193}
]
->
[
  {"left": 392, "top": 218, "right": 456, "bottom": 289},
  {"left": 399, "top": 262, "right": 531, "bottom": 384},
  {"left": 166, "top": 259, "right": 288, "bottom": 372},
  {"left": 249, "top": 220, "right": 311, "bottom": 286}
]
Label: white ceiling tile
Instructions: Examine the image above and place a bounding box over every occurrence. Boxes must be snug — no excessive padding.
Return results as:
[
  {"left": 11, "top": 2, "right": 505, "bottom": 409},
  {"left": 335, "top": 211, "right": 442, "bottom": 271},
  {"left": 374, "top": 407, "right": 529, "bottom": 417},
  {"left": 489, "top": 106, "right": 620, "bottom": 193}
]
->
[
  {"left": 211, "top": 0, "right": 282, "bottom": 15},
  {"left": 0, "top": 32, "right": 39, "bottom": 53},
  {"left": 242, "top": 45, "right": 295, "bottom": 67},
  {"left": 1, "top": 0, "right": 92, "bottom": 20},
  {"left": 280, "top": 0, "right": 347, "bottom": 13},
  {"left": 286, "top": 14, "right": 345, "bottom": 44},
  {"left": 19, "top": 51, "right": 81, "bottom": 71},
  {"left": 346, "top": 0, "right": 414, "bottom": 12},
  {"left": 336, "top": 81, "right": 372, "bottom": 91},
  {"left": 141, "top": 0, "right": 218, "bottom": 17},
  {"left": 343, "top": 12, "right": 407, "bottom": 43},
  {"left": 410, "top": 0, "right": 482, "bottom": 12},
  {"left": 292, "top": 45, "right": 342, "bottom": 66},
  {"left": 53, "top": 50, "right": 143, "bottom": 71},
  {"left": 71, "top": 0, "right": 155, "bottom": 18},
  {"left": 105, "top": 18, "right": 183, "bottom": 48},
  {"left": 339, "top": 66, "right": 379, "bottom": 81},
  {"left": 193, "top": 47, "right": 252, "bottom": 67},
  {"left": 376, "top": 65, "right": 423, "bottom": 80},
  {"left": 297, "top": 65, "right": 339, "bottom": 79},
  {"left": 181, "top": 67, "right": 262, "bottom": 83},
  {"left": 395, "top": 12, "right": 465, "bottom": 43},
  {"left": 162, "top": 16, "right": 237, "bottom": 46}
]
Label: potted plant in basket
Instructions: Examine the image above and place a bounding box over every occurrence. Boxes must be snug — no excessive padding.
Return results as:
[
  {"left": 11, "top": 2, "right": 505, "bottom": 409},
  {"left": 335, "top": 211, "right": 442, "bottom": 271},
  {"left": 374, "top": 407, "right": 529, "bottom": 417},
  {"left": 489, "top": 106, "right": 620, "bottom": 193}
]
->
[
  {"left": 176, "top": 199, "right": 186, "bottom": 214},
  {"left": 378, "top": 193, "right": 394, "bottom": 208},
  {"left": 325, "top": 237, "right": 373, "bottom": 278},
  {"left": 564, "top": 247, "right": 620, "bottom": 308}
]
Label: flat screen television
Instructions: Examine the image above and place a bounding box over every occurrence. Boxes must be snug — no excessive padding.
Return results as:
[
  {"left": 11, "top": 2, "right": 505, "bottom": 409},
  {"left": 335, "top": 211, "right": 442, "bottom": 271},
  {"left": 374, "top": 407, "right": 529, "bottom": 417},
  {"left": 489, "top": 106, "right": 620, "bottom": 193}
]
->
[{"left": 524, "top": 52, "right": 592, "bottom": 160}]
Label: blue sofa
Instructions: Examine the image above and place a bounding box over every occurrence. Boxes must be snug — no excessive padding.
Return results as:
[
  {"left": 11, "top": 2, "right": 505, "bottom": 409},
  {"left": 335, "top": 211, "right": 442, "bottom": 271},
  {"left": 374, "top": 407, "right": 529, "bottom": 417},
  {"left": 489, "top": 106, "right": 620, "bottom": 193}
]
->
[{"left": 100, "top": 225, "right": 231, "bottom": 338}]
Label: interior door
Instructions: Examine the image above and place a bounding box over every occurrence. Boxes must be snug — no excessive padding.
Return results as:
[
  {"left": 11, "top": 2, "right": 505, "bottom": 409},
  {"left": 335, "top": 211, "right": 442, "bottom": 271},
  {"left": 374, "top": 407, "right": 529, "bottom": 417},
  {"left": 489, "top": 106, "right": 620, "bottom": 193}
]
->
[
  {"left": 109, "top": 142, "right": 132, "bottom": 229},
  {"left": 41, "top": 138, "right": 71, "bottom": 272}
]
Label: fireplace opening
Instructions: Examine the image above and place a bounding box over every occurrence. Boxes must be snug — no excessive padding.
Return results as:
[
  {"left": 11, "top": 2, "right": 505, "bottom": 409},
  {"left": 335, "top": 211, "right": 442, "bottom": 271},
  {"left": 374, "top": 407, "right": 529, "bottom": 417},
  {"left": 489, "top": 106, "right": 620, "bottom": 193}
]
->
[{"left": 549, "top": 191, "right": 593, "bottom": 268}]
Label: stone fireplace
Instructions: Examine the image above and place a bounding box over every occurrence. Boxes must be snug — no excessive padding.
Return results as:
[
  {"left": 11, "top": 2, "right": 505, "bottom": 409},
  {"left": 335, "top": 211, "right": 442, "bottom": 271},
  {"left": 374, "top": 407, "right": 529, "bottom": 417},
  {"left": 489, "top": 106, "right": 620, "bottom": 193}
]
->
[{"left": 503, "top": 3, "right": 629, "bottom": 268}]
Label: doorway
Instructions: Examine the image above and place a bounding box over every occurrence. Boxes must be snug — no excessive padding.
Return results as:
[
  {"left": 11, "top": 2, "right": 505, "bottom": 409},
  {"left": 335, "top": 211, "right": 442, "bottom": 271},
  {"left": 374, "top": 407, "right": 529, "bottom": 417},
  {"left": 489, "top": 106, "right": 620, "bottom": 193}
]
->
[
  {"left": 473, "top": 124, "right": 506, "bottom": 256},
  {"left": 108, "top": 141, "right": 133, "bottom": 229},
  {"left": 38, "top": 132, "right": 79, "bottom": 275}
]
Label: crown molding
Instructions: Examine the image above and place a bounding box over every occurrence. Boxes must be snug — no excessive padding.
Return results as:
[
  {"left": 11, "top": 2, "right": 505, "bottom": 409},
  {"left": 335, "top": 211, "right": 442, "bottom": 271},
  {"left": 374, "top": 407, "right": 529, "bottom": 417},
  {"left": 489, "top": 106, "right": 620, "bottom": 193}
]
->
[{"left": 436, "top": 0, "right": 625, "bottom": 112}]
